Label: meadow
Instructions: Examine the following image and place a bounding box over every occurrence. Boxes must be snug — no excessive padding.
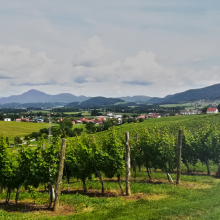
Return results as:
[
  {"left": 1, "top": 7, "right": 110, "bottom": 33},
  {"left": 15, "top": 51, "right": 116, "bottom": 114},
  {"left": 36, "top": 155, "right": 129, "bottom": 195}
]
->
[
  {"left": 159, "top": 103, "right": 193, "bottom": 108},
  {"left": 0, "top": 121, "right": 50, "bottom": 143}
]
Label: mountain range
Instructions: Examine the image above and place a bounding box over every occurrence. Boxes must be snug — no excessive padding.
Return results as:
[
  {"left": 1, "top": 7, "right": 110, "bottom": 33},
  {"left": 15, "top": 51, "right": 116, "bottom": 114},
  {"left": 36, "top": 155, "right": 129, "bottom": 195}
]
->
[
  {"left": 0, "top": 89, "right": 90, "bottom": 104},
  {"left": 0, "top": 90, "right": 152, "bottom": 105},
  {"left": 1, "top": 83, "right": 220, "bottom": 106},
  {"left": 146, "top": 83, "right": 220, "bottom": 104}
]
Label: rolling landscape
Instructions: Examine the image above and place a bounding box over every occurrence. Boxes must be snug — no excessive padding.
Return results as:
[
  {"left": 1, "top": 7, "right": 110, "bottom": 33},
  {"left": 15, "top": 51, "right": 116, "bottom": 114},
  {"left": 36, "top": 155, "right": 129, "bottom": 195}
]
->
[
  {"left": 2, "top": 83, "right": 220, "bottom": 108},
  {"left": 1, "top": 1, "right": 220, "bottom": 220},
  {"left": 1, "top": 84, "right": 220, "bottom": 219}
]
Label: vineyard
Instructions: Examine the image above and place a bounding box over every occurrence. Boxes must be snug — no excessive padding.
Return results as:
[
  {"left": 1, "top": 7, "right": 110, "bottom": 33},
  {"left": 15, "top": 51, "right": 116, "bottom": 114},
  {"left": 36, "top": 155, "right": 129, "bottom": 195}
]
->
[{"left": 1, "top": 114, "right": 220, "bottom": 219}]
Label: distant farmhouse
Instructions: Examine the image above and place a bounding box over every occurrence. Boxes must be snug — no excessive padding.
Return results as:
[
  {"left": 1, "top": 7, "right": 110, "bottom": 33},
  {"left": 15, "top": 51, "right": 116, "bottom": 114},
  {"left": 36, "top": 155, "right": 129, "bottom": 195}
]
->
[
  {"left": 4, "top": 118, "right": 11, "bottom": 121},
  {"left": 180, "top": 110, "right": 201, "bottom": 115},
  {"left": 206, "top": 107, "right": 219, "bottom": 114}
]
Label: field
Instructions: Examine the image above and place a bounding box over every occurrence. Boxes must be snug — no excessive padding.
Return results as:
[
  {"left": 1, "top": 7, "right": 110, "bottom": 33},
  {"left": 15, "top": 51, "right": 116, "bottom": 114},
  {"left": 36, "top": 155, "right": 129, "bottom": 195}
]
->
[
  {"left": 72, "top": 124, "right": 87, "bottom": 132},
  {"left": 0, "top": 121, "right": 50, "bottom": 143},
  {"left": 160, "top": 103, "right": 193, "bottom": 108},
  {"left": 31, "top": 110, "right": 51, "bottom": 114}
]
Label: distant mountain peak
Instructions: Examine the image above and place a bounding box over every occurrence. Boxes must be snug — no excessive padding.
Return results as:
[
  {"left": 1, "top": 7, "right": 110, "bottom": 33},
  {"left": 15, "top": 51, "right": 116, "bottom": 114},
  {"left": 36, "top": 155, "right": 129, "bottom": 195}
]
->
[{"left": 0, "top": 90, "right": 90, "bottom": 104}]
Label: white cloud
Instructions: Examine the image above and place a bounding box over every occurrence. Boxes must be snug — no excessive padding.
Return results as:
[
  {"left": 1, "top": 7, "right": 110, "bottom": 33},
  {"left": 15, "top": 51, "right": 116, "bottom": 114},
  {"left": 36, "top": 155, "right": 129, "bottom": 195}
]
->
[
  {"left": 1, "top": 36, "right": 220, "bottom": 98},
  {"left": 74, "top": 36, "right": 113, "bottom": 66}
]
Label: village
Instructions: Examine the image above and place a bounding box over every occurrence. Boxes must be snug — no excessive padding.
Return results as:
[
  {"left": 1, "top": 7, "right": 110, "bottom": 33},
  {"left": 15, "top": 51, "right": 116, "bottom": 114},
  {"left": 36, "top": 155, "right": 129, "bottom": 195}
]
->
[{"left": 2, "top": 107, "right": 219, "bottom": 125}]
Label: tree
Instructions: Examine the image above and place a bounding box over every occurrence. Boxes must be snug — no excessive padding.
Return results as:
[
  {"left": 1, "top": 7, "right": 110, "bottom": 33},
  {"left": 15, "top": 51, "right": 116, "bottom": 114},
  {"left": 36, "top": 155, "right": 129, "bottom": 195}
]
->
[
  {"left": 122, "top": 114, "right": 129, "bottom": 119},
  {"left": 73, "top": 128, "right": 83, "bottom": 136},
  {"left": 14, "top": 136, "right": 22, "bottom": 145},
  {"left": 202, "top": 106, "right": 209, "bottom": 114},
  {"left": 122, "top": 119, "right": 127, "bottom": 124},
  {"left": 91, "top": 110, "right": 102, "bottom": 116},
  {"left": 59, "top": 119, "right": 73, "bottom": 137},
  {"left": 127, "top": 117, "right": 137, "bottom": 123},
  {"left": 217, "top": 104, "right": 220, "bottom": 113},
  {"left": 85, "top": 122, "right": 96, "bottom": 133},
  {"left": 139, "top": 118, "right": 144, "bottom": 122},
  {"left": 60, "top": 119, "right": 73, "bottom": 130}
]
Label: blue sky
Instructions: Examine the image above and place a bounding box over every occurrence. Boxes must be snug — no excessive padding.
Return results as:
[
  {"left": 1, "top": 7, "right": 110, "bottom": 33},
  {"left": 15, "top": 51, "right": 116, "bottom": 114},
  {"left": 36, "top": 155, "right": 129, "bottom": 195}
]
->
[{"left": 0, "top": 0, "right": 220, "bottom": 97}]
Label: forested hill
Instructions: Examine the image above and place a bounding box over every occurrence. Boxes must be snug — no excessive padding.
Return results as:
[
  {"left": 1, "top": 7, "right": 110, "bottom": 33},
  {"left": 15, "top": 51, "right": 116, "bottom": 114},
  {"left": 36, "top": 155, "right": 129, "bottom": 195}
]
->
[
  {"left": 118, "top": 95, "right": 152, "bottom": 103},
  {"left": 147, "top": 83, "right": 220, "bottom": 104},
  {"left": 80, "top": 97, "right": 125, "bottom": 106}
]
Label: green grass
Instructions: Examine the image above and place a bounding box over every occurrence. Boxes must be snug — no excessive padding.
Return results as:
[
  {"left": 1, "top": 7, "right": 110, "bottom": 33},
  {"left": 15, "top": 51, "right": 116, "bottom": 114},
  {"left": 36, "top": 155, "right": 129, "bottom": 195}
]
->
[
  {"left": 114, "top": 102, "right": 128, "bottom": 105},
  {"left": 31, "top": 110, "right": 50, "bottom": 114},
  {"left": 72, "top": 124, "right": 87, "bottom": 132},
  {"left": 1, "top": 170, "right": 220, "bottom": 219},
  {"left": 0, "top": 121, "right": 51, "bottom": 143},
  {"left": 160, "top": 103, "right": 193, "bottom": 108}
]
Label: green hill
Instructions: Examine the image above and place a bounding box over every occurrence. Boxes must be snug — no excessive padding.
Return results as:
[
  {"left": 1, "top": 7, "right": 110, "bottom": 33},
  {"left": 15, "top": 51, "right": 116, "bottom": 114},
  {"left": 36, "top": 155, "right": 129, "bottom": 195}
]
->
[
  {"left": 147, "top": 83, "right": 220, "bottom": 104},
  {"left": 80, "top": 97, "right": 125, "bottom": 106}
]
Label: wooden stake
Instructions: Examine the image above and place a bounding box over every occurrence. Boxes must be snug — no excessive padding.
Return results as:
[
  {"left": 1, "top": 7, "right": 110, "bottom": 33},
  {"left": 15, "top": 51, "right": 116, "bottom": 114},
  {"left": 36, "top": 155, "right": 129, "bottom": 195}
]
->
[
  {"left": 53, "top": 139, "right": 67, "bottom": 212},
  {"left": 134, "top": 133, "right": 138, "bottom": 178},
  {"left": 135, "top": 132, "right": 138, "bottom": 144},
  {"left": 125, "top": 132, "right": 131, "bottom": 196},
  {"left": 176, "top": 129, "right": 183, "bottom": 185}
]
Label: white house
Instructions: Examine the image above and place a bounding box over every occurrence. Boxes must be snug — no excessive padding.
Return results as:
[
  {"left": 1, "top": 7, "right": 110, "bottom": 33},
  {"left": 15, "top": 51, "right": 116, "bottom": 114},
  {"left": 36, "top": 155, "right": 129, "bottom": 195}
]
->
[
  {"left": 4, "top": 118, "right": 11, "bottom": 121},
  {"left": 206, "top": 108, "right": 219, "bottom": 114},
  {"left": 107, "top": 112, "right": 114, "bottom": 116}
]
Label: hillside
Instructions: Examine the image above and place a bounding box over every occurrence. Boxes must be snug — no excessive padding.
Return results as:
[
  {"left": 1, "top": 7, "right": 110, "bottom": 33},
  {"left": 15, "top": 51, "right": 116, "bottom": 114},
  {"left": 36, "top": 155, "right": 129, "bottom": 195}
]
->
[
  {"left": 80, "top": 97, "right": 125, "bottom": 106},
  {"left": 118, "top": 95, "right": 152, "bottom": 103},
  {"left": 3, "top": 83, "right": 220, "bottom": 106},
  {"left": 147, "top": 83, "right": 220, "bottom": 104}
]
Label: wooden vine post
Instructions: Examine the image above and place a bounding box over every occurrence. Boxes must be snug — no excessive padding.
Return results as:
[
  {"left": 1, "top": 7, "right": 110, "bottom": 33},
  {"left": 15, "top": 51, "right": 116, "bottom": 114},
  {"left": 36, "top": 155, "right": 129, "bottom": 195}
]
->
[
  {"left": 125, "top": 132, "right": 131, "bottom": 196},
  {"left": 133, "top": 132, "right": 138, "bottom": 178},
  {"left": 53, "top": 139, "right": 67, "bottom": 212},
  {"left": 176, "top": 129, "right": 183, "bottom": 185}
]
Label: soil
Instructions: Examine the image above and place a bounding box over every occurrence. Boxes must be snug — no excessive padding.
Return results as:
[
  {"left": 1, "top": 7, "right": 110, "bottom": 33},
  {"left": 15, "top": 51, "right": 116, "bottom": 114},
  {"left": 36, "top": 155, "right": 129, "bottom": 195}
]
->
[
  {"left": 61, "top": 189, "right": 119, "bottom": 197},
  {"left": 0, "top": 200, "right": 75, "bottom": 217}
]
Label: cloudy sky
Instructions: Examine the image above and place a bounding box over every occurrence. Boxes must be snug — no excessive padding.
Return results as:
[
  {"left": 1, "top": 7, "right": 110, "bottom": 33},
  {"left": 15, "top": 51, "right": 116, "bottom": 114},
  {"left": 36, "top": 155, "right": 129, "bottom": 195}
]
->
[{"left": 0, "top": 0, "right": 220, "bottom": 98}]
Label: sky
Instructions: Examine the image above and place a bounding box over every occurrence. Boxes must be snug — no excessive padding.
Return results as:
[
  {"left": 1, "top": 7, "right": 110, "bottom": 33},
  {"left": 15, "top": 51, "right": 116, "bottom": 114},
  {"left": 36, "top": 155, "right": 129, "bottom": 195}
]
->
[{"left": 0, "top": 0, "right": 220, "bottom": 98}]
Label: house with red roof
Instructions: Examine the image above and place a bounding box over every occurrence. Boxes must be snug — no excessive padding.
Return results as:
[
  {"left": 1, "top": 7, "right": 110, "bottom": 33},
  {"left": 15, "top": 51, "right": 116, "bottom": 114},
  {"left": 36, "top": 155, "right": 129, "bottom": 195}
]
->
[{"left": 206, "top": 107, "right": 219, "bottom": 114}]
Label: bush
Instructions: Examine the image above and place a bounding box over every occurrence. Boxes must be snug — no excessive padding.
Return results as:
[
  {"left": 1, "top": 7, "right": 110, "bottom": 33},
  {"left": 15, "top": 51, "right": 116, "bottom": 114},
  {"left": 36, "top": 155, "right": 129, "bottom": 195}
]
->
[
  {"left": 139, "top": 118, "right": 144, "bottom": 122},
  {"left": 14, "top": 136, "right": 22, "bottom": 145}
]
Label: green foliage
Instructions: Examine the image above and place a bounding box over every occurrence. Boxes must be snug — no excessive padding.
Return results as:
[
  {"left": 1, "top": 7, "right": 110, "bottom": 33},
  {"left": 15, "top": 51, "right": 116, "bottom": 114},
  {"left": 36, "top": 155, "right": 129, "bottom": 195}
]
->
[
  {"left": 85, "top": 122, "right": 97, "bottom": 133},
  {"left": 14, "top": 136, "right": 22, "bottom": 145},
  {"left": 3, "top": 113, "right": 220, "bottom": 206},
  {"left": 60, "top": 118, "right": 73, "bottom": 130},
  {"left": 139, "top": 117, "right": 144, "bottom": 122},
  {"left": 91, "top": 109, "right": 102, "bottom": 116}
]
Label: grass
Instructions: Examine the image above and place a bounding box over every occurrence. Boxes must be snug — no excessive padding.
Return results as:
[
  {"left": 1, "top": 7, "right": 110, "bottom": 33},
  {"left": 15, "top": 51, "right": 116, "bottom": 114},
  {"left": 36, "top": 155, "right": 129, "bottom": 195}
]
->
[
  {"left": 31, "top": 110, "right": 50, "bottom": 114},
  {"left": 0, "top": 121, "right": 51, "bottom": 143},
  {"left": 1, "top": 164, "right": 220, "bottom": 219},
  {"left": 114, "top": 102, "right": 128, "bottom": 105},
  {"left": 160, "top": 103, "right": 193, "bottom": 108},
  {"left": 72, "top": 124, "right": 87, "bottom": 132}
]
